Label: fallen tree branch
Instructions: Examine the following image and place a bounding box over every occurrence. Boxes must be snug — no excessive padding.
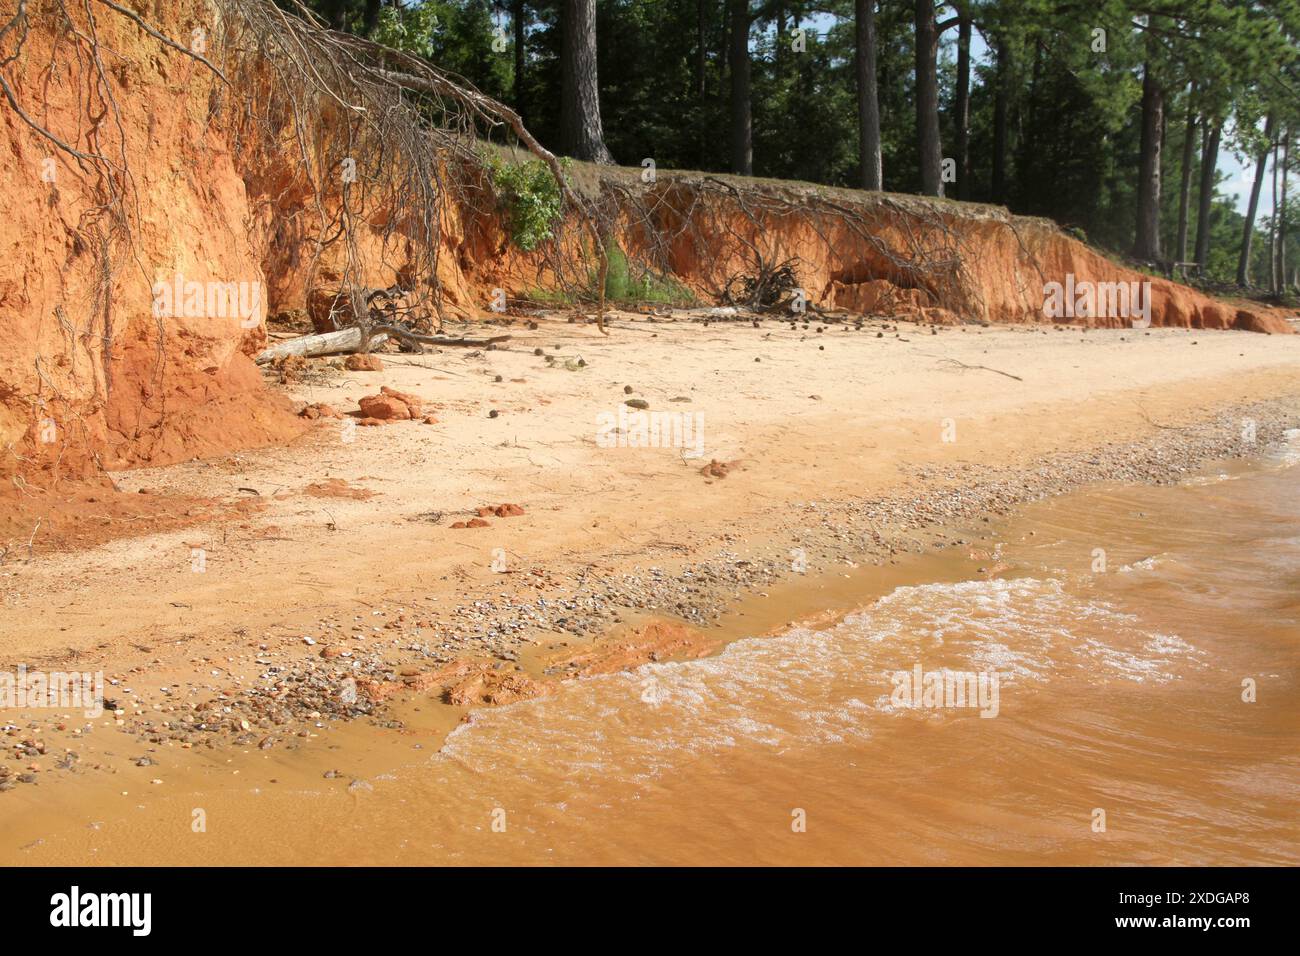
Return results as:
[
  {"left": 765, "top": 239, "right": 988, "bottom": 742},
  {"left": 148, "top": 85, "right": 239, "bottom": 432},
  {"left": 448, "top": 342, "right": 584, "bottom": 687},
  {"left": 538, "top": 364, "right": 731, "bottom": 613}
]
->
[
  {"left": 936, "top": 358, "right": 1024, "bottom": 381},
  {"left": 255, "top": 327, "right": 510, "bottom": 364},
  {"left": 369, "top": 325, "right": 510, "bottom": 348},
  {"left": 254, "top": 329, "right": 387, "bottom": 364}
]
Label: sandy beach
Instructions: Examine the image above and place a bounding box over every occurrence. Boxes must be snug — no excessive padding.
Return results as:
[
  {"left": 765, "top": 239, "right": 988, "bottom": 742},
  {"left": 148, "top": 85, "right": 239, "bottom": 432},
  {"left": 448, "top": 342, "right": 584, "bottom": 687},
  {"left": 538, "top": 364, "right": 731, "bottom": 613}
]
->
[{"left": 2, "top": 312, "right": 1299, "bottom": 863}]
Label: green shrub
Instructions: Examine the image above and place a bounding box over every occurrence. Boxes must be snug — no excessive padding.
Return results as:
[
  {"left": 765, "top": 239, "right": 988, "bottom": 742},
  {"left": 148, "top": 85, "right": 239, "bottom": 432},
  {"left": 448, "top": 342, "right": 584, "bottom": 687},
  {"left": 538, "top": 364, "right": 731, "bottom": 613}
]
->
[
  {"left": 521, "top": 287, "right": 577, "bottom": 307},
  {"left": 599, "top": 244, "right": 695, "bottom": 306},
  {"left": 487, "top": 156, "right": 566, "bottom": 252}
]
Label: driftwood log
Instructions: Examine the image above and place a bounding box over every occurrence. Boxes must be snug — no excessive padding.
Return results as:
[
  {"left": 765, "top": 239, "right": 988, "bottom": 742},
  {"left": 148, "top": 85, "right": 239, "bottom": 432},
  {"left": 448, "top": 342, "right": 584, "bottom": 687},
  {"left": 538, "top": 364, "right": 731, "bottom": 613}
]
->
[
  {"left": 254, "top": 328, "right": 512, "bottom": 365},
  {"left": 254, "top": 328, "right": 388, "bottom": 365}
]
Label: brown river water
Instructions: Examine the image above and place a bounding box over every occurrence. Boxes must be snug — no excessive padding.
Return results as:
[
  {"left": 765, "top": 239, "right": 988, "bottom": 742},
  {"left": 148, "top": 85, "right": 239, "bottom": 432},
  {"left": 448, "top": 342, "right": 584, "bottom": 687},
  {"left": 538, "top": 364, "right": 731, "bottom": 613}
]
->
[{"left": 6, "top": 439, "right": 1300, "bottom": 865}]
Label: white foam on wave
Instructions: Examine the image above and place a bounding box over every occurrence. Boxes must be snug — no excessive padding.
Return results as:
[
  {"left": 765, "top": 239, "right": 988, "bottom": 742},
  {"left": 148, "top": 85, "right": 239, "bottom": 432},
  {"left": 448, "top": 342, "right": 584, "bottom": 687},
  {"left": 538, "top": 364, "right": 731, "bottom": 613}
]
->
[
  {"left": 436, "top": 576, "right": 1200, "bottom": 782},
  {"left": 1118, "top": 555, "right": 1165, "bottom": 573}
]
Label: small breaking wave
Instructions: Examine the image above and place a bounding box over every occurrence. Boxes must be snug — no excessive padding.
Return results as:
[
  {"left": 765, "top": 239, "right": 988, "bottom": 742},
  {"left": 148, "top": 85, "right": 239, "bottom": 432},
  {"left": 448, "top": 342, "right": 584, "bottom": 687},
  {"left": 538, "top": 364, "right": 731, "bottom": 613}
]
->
[{"left": 437, "top": 576, "right": 1199, "bottom": 784}]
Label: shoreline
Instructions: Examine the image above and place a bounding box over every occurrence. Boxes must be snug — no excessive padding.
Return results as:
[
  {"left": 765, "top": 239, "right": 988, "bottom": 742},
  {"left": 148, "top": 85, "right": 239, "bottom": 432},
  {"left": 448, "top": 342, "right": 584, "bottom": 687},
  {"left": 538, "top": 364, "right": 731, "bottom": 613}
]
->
[
  {"left": 2, "top": 318, "right": 1300, "bottom": 856},
  {"left": 2, "top": 406, "right": 1297, "bottom": 863}
]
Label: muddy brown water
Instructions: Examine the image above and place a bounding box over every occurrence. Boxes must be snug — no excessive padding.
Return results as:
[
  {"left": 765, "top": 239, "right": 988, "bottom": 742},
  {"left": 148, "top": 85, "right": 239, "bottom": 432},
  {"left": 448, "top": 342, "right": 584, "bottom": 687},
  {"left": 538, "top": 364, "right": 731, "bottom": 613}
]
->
[{"left": 4, "top": 439, "right": 1299, "bottom": 865}]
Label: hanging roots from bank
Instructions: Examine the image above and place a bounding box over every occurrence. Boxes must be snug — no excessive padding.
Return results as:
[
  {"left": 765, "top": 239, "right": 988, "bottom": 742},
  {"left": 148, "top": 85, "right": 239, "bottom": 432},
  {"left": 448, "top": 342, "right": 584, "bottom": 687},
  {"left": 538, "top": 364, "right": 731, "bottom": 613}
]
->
[
  {"left": 0, "top": 0, "right": 608, "bottom": 392},
  {"left": 594, "top": 173, "right": 988, "bottom": 321},
  {"left": 213, "top": 0, "right": 609, "bottom": 336}
]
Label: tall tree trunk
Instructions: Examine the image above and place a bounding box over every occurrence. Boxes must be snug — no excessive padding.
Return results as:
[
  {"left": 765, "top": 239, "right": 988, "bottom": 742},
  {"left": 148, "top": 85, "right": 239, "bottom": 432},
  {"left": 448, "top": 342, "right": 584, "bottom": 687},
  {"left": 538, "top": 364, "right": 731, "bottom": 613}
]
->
[
  {"left": 560, "top": 0, "right": 613, "bottom": 163},
  {"left": 992, "top": 36, "right": 1009, "bottom": 205},
  {"left": 513, "top": 0, "right": 527, "bottom": 128},
  {"left": 774, "top": 4, "right": 786, "bottom": 73},
  {"left": 1175, "top": 91, "right": 1196, "bottom": 270},
  {"left": 729, "top": 0, "right": 752, "bottom": 175},
  {"left": 1193, "top": 119, "right": 1220, "bottom": 270},
  {"left": 1281, "top": 126, "right": 1291, "bottom": 295},
  {"left": 914, "top": 0, "right": 943, "bottom": 196},
  {"left": 1134, "top": 60, "right": 1164, "bottom": 261},
  {"left": 1271, "top": 134, "right": 1281, "bottom": 293},
  {"left": 1237, "top": 113, "right": 1276, "bottom": 286},
  {"left": 855, "top": 0, "right": 882, "bottom": 190},
  {"left": 953, "top": 8, "right": 971, "bottom": 200}
]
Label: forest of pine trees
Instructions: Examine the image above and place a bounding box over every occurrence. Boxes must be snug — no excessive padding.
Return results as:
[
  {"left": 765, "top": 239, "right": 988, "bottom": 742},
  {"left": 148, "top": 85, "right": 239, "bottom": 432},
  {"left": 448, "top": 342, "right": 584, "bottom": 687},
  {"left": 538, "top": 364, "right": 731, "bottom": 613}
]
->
[{"left": 301, "top": 0, "right": 1300, "bottom": 295}]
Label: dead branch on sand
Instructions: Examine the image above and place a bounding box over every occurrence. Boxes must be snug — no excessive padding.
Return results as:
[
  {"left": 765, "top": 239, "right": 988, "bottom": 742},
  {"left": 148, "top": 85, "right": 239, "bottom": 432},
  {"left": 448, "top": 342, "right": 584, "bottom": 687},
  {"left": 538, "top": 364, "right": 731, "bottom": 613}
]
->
[{"left": 936, "top": 358, "right": 1024, "bottom": 381}]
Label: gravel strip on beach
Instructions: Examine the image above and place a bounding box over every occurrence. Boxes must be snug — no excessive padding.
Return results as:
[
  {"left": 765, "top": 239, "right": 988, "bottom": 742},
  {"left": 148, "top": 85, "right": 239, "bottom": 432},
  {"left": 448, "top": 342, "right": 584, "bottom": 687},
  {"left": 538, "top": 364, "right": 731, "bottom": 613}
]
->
[{"left": 3, "top": 396, "right": 1297, "bottom": 789}]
